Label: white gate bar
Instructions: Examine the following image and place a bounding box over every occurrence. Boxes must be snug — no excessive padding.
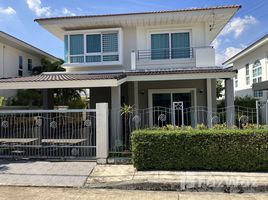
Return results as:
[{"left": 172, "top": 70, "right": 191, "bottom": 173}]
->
[{"left": 0, "top": 109, "right": 96, "bottom": 114}]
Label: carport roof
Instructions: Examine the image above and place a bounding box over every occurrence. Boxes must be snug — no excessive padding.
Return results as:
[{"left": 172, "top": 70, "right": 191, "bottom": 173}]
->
[
  {"left": 0, "top": 73, "right": 126, "bottom": 83},
  {"left": 0, "top": 67, "right": 236, "bottom": 89}
]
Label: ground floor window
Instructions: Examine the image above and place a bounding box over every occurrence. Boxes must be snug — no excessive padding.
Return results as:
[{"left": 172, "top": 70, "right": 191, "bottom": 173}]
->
[{"left": 253, "top": 90, "right": 263, "bottom": 98}]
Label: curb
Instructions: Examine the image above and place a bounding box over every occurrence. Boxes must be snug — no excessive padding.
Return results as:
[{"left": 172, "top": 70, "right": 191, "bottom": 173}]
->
[{"left": 86, "top": 180, "right": 268, "bottom": 193}]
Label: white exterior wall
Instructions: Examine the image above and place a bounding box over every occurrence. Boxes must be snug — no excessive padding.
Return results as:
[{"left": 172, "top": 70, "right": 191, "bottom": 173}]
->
[
  {"left": 65, "top": 22, "right": 215, "bottom": 72},
  {"left": 233, "top": 42, "right": 268, "bottom": 100},
  {"left": 0, "top": 42, "right": 42, "bottom": 98}
]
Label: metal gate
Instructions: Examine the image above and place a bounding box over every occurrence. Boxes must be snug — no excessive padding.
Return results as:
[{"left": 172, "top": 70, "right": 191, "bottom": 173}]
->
[{"left": 0, "top": 109, "right": 96, "bottom": 159}]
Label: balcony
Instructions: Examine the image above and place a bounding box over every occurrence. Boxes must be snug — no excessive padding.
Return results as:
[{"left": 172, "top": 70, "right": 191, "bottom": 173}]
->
[{"left": 131, "top": 46, "right": 215, "bottom": 70}]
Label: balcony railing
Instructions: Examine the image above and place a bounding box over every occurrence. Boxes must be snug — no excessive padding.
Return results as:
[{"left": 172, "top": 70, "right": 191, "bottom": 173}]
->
[
  {"left": 131, "top": 46, "right": 215, "bottom": 70},
  {"left": 137, "top": 47, "right": 194, "bottom": 60}
]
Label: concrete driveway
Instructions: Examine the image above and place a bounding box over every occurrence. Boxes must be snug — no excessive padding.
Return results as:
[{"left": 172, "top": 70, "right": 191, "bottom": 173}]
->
[{"left": 0, "top": 160, "right": 96, "bottom": 187}]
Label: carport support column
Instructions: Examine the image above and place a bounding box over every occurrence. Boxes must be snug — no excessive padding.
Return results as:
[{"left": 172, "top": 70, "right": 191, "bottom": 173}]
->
[
  {"left": 206, "top": 79, "right": 213, "bottom": 128},
  {"left": 96, "top": 103, "right": 109, "bottom": 164},
  {"left": 111, "top": 86, "right": 122, "bottom": 151},
  {"left": 134, "top": 81, "right": 139, "bottom": 110},
  {"left": 225, "top": 78, "right": 235, "bottom": 128},
  {"left": 42, "top": 89, "right": 53, "bottom": 109}
]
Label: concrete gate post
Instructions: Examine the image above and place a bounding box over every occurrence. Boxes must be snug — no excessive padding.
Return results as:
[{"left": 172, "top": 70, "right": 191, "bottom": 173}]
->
[{"left": 96, "top": 103, "right": 109, "bottom": 164}]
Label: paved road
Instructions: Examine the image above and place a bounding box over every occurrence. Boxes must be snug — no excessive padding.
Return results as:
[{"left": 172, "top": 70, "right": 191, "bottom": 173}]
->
[
  {"left": 0, "top": 187, "right": 267, "bottom": 200},
  {"left": 0, "top": 161, "right": 95, "bottom": 187}
]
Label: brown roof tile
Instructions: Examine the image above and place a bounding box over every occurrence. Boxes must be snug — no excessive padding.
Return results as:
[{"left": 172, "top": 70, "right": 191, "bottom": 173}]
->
[
  {"left": 35, "top": 5, "right": 241, "bottom": 22},
  {"left": 0, "top": 73, "right": 126, "bottom": 83},
  {"left": 0, "top": 68, "right": 235, "bottom": 83},
  {"left": 127, "top": 67, "right": 235, "bottom": 76}
]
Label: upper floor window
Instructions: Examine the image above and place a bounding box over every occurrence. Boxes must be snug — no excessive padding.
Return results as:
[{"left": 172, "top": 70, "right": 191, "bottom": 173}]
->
[
  {"left": 234, "top": 75, "right": 238, "bottom": 88},
  {"left": 64, "top": 29, "right": 121, "bottom": 64},
  {"left": 151, "top": 32, "right": 190, "bottom": 60},
  {"left": 245, "top": 64, "right": 250, "bottom": 85},
  {"left": 252, "top": 60, "right": 262, "bottom": 83},
  {"left": 18, "top": 56, "right": 23, "bottom": 76},
  {"left": 69, "top": 34, "right": 84, "bottom": 63},
  {"left": 28, "top": 59, "right": 32, "bottom": 71}
]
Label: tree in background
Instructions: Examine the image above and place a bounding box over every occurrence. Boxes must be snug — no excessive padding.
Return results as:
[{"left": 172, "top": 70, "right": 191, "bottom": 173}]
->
[
  {"left": 31, "top": 59, "right": 65, "bottom": 75},
  {"left": 54, "top": 88, "right": 87, "bottom": 109},
  {"left": 9, "top": 90, "right": 42, "bottom": 107},
  {"left": 218, "top": 95, "right": 256, "bottom": 109},
  {"left": 216, "top": 80, "right": 224, "bottom": 99},
  {"left": 0, "top": 96, "right": 4, "bottom": 107}
]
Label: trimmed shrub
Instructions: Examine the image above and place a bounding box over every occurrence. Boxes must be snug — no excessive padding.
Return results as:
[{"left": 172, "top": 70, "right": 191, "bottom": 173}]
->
[{"left": 132, "top": 129, "right": 268, "bottom": 171}]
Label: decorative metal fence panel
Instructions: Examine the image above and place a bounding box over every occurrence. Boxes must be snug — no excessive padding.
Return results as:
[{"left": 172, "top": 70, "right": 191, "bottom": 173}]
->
[
  {"left": 109, "top": 105, "right": 262, "bottom": 155},
  {"left": 0, "top": 109, "right": 96, "bottom": 159}
]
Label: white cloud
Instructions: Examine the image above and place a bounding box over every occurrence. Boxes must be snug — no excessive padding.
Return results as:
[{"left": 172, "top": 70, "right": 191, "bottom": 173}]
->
[
  {"left": 62, "top": 8, "right": 76, "bottom": 16},
  {"left": 26, "top": 0, "right": 51, "bottom": 17},
  {"left": 0, "top": 6, "right": 16, "bottom": 15},
  {"left": 26, "top": 0, "right": 77, "bottom": 17},
  {"left": 215, "top": 46, "right": 243, "bottom": 66},
  {"left": 224, "top": 47, "right": 243, "bottom": 59},
  {"left": 212, "top": 15, "right": 257, "bottom": 65},
  {"left": 221, "top": 15, "right": 257, "bottom": 38},
  {"left": 211, "top": 38, "right": 221, "bottom": 50}
]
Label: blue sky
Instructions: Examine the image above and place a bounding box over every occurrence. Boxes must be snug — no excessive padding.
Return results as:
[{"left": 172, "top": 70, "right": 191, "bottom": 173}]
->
[{"left": 0, "top": 0, "right": 268, "bottom": 65}]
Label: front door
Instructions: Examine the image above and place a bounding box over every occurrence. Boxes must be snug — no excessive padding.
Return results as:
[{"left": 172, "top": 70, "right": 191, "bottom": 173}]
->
[{"left": 151, "top": 90, "right": 193, "bottom": 126}]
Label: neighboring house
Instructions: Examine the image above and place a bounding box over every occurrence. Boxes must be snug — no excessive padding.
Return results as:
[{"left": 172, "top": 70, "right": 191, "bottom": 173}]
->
[
  {"left": 0, "top": 5, "right": 240, "bottom": 147},
  {"left": 0, "top": 31, "right": 59, "bottom": 99},
  {"left": 223, "top": 34, "right": 268, "bottom": 101}
]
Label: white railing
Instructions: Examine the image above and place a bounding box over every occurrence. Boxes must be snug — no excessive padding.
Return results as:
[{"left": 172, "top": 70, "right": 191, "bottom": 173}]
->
[{"left": 131, "top": 46, "right": 215, "bottom": 70}]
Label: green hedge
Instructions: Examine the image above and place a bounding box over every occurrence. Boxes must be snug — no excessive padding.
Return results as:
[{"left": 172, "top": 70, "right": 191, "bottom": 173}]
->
[{"left": 132, "top": 129, "right": 268, "bottom": 171}]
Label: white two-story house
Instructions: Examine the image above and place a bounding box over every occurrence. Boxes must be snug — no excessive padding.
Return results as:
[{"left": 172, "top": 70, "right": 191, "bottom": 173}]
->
[
  {"left": 0, "top": 5, "right": 240, "bottom": 147},
  {"left": 224, "top": 34, "right": 268, "bottom": 101},
  {"left": 0, "top": 31, "right": 59, "bottom": 99}
]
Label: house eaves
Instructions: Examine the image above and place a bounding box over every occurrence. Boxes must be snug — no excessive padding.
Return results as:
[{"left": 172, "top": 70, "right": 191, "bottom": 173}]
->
[
  {"left": 0, "top": 31, "right": 60, "bottom": 62},
  {"left": 34, "top": 5, "right": 241, "bottom": 44},
  {"left": 223, "top": 34, "right": 268, "bottom": 65}
]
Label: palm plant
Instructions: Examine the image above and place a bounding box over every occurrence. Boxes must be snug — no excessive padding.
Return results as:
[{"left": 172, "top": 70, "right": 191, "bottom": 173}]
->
[
  {"left": 120, "top": 104, "right": 134, "bottom": 150},
  {"left": 32, "top": 59, "right": 87, "bottom": 108}
]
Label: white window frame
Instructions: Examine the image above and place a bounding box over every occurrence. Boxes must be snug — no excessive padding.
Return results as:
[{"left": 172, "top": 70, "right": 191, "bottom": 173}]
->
[
  {"left": 245, "top": 64, "right": 250, "bottom": 85},
  {"left": 27, "top": 58, "right": 33, "bottom": 71},
  {"left": 252, "top": 60, "right": 262, "bottom": 84},
  {"left": 64, "top": 28, "right": 123, "bottom": 67},
  {"left": 147, "top": 29, "right": 192, "bottom": 60},
  {"left": 234, "top": 75, "right": 238, "bottom": 88}
]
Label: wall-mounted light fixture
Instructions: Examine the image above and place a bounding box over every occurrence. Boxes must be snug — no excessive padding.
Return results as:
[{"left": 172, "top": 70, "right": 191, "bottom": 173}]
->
[{"left": 198, "top": 89, "right": 204, "bottom": 94}]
